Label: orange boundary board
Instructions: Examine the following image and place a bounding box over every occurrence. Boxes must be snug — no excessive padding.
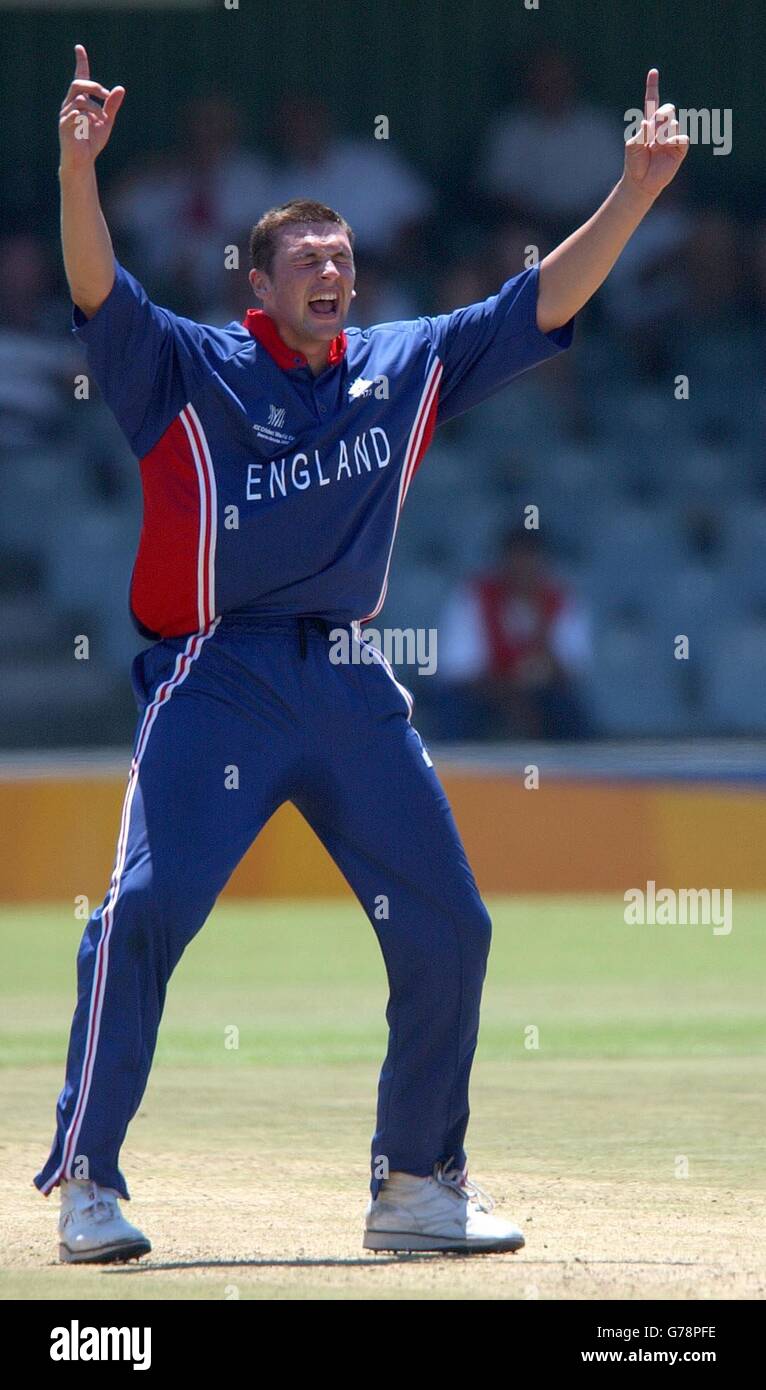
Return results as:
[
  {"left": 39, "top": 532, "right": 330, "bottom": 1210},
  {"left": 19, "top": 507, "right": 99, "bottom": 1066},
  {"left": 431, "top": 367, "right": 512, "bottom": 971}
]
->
[{"left": 0, "top": 772, "right": 763, "bottom": 902}]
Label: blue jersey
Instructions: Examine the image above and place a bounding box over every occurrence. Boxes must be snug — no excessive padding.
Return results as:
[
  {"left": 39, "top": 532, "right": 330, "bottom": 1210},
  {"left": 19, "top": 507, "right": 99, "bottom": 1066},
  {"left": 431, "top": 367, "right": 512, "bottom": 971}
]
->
[{"left": 72, "top": 257, "right": 574, "bottom": 639}]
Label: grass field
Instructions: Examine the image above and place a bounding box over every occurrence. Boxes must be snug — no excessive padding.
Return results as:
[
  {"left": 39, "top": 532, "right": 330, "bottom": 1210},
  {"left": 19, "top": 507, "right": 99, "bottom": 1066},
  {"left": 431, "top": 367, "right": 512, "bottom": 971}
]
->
[{"left": 1, "top": 894, "right": 764, "bottom": 1301}]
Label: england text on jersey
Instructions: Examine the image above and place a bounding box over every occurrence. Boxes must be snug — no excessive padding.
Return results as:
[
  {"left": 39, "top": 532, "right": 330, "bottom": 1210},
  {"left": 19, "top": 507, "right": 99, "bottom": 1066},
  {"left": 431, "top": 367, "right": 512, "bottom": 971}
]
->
[{"left": 245, "top": 428, "right": 392, "bottom": 501}]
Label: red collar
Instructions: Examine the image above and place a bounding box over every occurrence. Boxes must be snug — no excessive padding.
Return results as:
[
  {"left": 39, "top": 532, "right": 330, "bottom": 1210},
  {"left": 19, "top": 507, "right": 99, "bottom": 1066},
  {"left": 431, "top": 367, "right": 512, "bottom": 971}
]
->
[{"left": 242, "top": 308, "right": 347, "bottom": 371}]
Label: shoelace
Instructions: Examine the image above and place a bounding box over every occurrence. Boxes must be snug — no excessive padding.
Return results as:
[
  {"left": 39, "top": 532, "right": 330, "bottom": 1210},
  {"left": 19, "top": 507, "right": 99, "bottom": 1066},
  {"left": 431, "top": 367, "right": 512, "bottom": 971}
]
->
[
  {"left": 434, "top": 1158, "right": 496, "bottom": 1213},
  {"left": 62, "top": 1185, "right": 119, "bottom": 1226},
  {"left": 89, "top": 1195, "right": 119, "bottom": 1224}
]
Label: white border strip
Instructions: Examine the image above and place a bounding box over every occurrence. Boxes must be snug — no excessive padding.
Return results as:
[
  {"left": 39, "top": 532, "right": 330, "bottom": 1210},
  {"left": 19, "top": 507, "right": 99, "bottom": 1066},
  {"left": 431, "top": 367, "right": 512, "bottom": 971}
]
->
[
  {"left": 180, "top": 404, "right": 217, "bottom": 628},
  {"left": 360, "top": 356, "right": 442, "bottom": 625}
]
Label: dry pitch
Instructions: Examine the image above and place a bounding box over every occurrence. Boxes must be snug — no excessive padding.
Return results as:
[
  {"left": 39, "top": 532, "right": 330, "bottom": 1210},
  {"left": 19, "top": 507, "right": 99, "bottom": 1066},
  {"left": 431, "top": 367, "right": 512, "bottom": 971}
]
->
[{"left": 1, "top": 897, "right": 764, "bottom": 1301}]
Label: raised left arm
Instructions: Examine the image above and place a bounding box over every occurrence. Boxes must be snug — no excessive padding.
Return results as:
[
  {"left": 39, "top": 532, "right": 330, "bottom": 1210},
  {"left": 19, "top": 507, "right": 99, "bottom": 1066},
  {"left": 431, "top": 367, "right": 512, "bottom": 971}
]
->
[{"left": 536, "top": 68, "right": 689, "bottom": 334}]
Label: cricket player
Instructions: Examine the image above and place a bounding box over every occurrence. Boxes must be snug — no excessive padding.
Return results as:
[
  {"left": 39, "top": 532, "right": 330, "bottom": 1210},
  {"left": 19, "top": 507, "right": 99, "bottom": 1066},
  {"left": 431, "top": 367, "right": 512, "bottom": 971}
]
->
[{"left": 35, "top": 46, "right": 688, "bottom": 1261}]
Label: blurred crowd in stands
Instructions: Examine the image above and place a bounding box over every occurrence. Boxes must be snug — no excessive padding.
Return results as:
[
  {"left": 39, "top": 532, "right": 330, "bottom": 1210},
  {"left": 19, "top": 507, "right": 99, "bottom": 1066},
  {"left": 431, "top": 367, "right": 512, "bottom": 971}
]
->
[{"left": 2, "top": 49, "right": 764, "bottom": 746}]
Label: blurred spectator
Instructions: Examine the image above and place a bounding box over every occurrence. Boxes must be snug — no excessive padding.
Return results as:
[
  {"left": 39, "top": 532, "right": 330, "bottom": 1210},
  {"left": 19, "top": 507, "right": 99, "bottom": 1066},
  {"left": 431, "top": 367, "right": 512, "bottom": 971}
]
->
[
  {"left": 107, "top": 94, "right": 272, "bottom": 314},
  {"left": 600, "top": 186, "right": 693, "bottom": 378},
  {"left": 267, "top": 94, "right": 435, "bottom": 264},
  {"left": 680, "top": 210, "right": 746, "bottom": 328},
  {"left": 487, "top": 218, "right": 551, "bottom": 283},
  {"left": 345, "top": 253, "right": 420, "bottom": 328},
  {"left": 673, "top": 211, "right": 753, "bottom": 425},
  {"left": 753, "top": 220, "right": 766, "bottom": 324},
  {"left": 683, "top": 504, "right": 725, "bottom": 562},
  {"left": 479, "top": 50, "right": 622, "bottom": 235},
  {"left": 481, "top": 227, "right": 589, "bottom": 438},
  {"left": 0, "top": 233, "right": 81, "bottom": 455},
  {"left": 194, "top": 247, "right": 255, "bottom": 327},
  {"left": 432, "top": 256, "right": 495, "bottom": 312},
  {"left": 438, "top": 526, "right": 593, "bottom": 739}
]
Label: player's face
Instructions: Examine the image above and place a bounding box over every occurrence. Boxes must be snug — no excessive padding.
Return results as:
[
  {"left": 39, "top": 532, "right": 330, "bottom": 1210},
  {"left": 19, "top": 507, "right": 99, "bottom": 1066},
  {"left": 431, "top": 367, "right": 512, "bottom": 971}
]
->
[{"left": 251, "top": 224, "right": 355, "bottom": 345}]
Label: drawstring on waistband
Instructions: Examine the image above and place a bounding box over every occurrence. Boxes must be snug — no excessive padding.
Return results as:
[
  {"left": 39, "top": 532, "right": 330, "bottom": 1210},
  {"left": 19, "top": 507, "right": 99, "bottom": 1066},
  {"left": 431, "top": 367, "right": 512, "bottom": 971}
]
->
[{"left": 297, "top": 615, "right": 332, "bottom": 659}]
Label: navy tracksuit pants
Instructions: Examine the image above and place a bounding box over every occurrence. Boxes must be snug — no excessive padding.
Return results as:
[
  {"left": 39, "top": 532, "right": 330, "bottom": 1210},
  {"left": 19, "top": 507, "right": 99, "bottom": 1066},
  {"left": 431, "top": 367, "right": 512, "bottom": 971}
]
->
[{"left": 34, "top": 612, "right": 492, "bottom": 1203}]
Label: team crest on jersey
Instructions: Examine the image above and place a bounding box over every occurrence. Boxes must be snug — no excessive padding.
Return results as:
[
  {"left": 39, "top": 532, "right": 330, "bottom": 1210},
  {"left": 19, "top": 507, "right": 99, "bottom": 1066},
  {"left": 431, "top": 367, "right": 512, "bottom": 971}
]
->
[{"left": 252, "top": 404, "right": 295, "bottom": 447}]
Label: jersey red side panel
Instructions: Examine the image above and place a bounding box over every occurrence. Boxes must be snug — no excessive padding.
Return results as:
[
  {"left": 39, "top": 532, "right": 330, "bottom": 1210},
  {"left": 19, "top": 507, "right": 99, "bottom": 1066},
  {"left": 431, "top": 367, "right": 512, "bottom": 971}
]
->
[{"left": 130, "top": 410, "right": 214, "bottom": 637}]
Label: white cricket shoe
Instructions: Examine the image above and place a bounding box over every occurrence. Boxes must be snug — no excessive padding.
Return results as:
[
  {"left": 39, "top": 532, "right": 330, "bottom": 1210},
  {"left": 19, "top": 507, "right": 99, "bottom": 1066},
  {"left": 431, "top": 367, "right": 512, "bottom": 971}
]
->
[
  {"left": 363, "top": 1158, "right": 525, "bottom": 1253},
  {"left": 58, "top": 1178, "right": 151, "bottom": 1264}
]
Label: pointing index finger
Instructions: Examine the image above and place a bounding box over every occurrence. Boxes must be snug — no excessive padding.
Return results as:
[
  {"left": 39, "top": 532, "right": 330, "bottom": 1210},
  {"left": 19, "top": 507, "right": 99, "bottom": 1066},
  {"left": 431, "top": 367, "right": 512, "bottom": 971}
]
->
[
  {"left": 644, "top": 66, "right": 660, "bottom": 122},
  {"left": 74, "top": 43, "right": 90, "bottom": 81}
]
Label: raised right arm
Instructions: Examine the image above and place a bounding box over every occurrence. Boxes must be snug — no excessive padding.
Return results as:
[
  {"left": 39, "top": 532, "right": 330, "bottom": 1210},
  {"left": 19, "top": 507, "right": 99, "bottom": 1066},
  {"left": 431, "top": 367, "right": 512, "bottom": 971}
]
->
[{"left": 58, "top": 43, "right": 125, "bottom": 318}]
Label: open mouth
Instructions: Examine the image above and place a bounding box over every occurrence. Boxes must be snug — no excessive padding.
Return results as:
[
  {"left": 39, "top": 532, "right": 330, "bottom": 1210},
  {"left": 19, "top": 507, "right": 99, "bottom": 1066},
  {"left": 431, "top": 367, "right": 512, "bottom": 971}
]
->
[{"left": 308, "top": 292, "right": 339, "bottom": 318}]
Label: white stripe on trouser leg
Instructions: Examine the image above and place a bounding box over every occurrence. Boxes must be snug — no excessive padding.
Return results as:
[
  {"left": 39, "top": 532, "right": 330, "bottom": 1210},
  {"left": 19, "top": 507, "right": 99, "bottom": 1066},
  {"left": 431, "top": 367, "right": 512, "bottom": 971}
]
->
[
  {"left": 41, "top": 621, "right": 219, "bottom": 1194},
  {"left": 351, "top": 620, "right": 415, "bottom": 722}
]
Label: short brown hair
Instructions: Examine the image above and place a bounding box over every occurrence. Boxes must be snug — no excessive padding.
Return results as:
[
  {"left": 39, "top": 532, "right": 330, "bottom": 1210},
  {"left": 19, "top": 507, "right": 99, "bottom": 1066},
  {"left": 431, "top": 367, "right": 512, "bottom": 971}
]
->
[{"left": 249, "top": 199, "right": 355, "bottom": 276}]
